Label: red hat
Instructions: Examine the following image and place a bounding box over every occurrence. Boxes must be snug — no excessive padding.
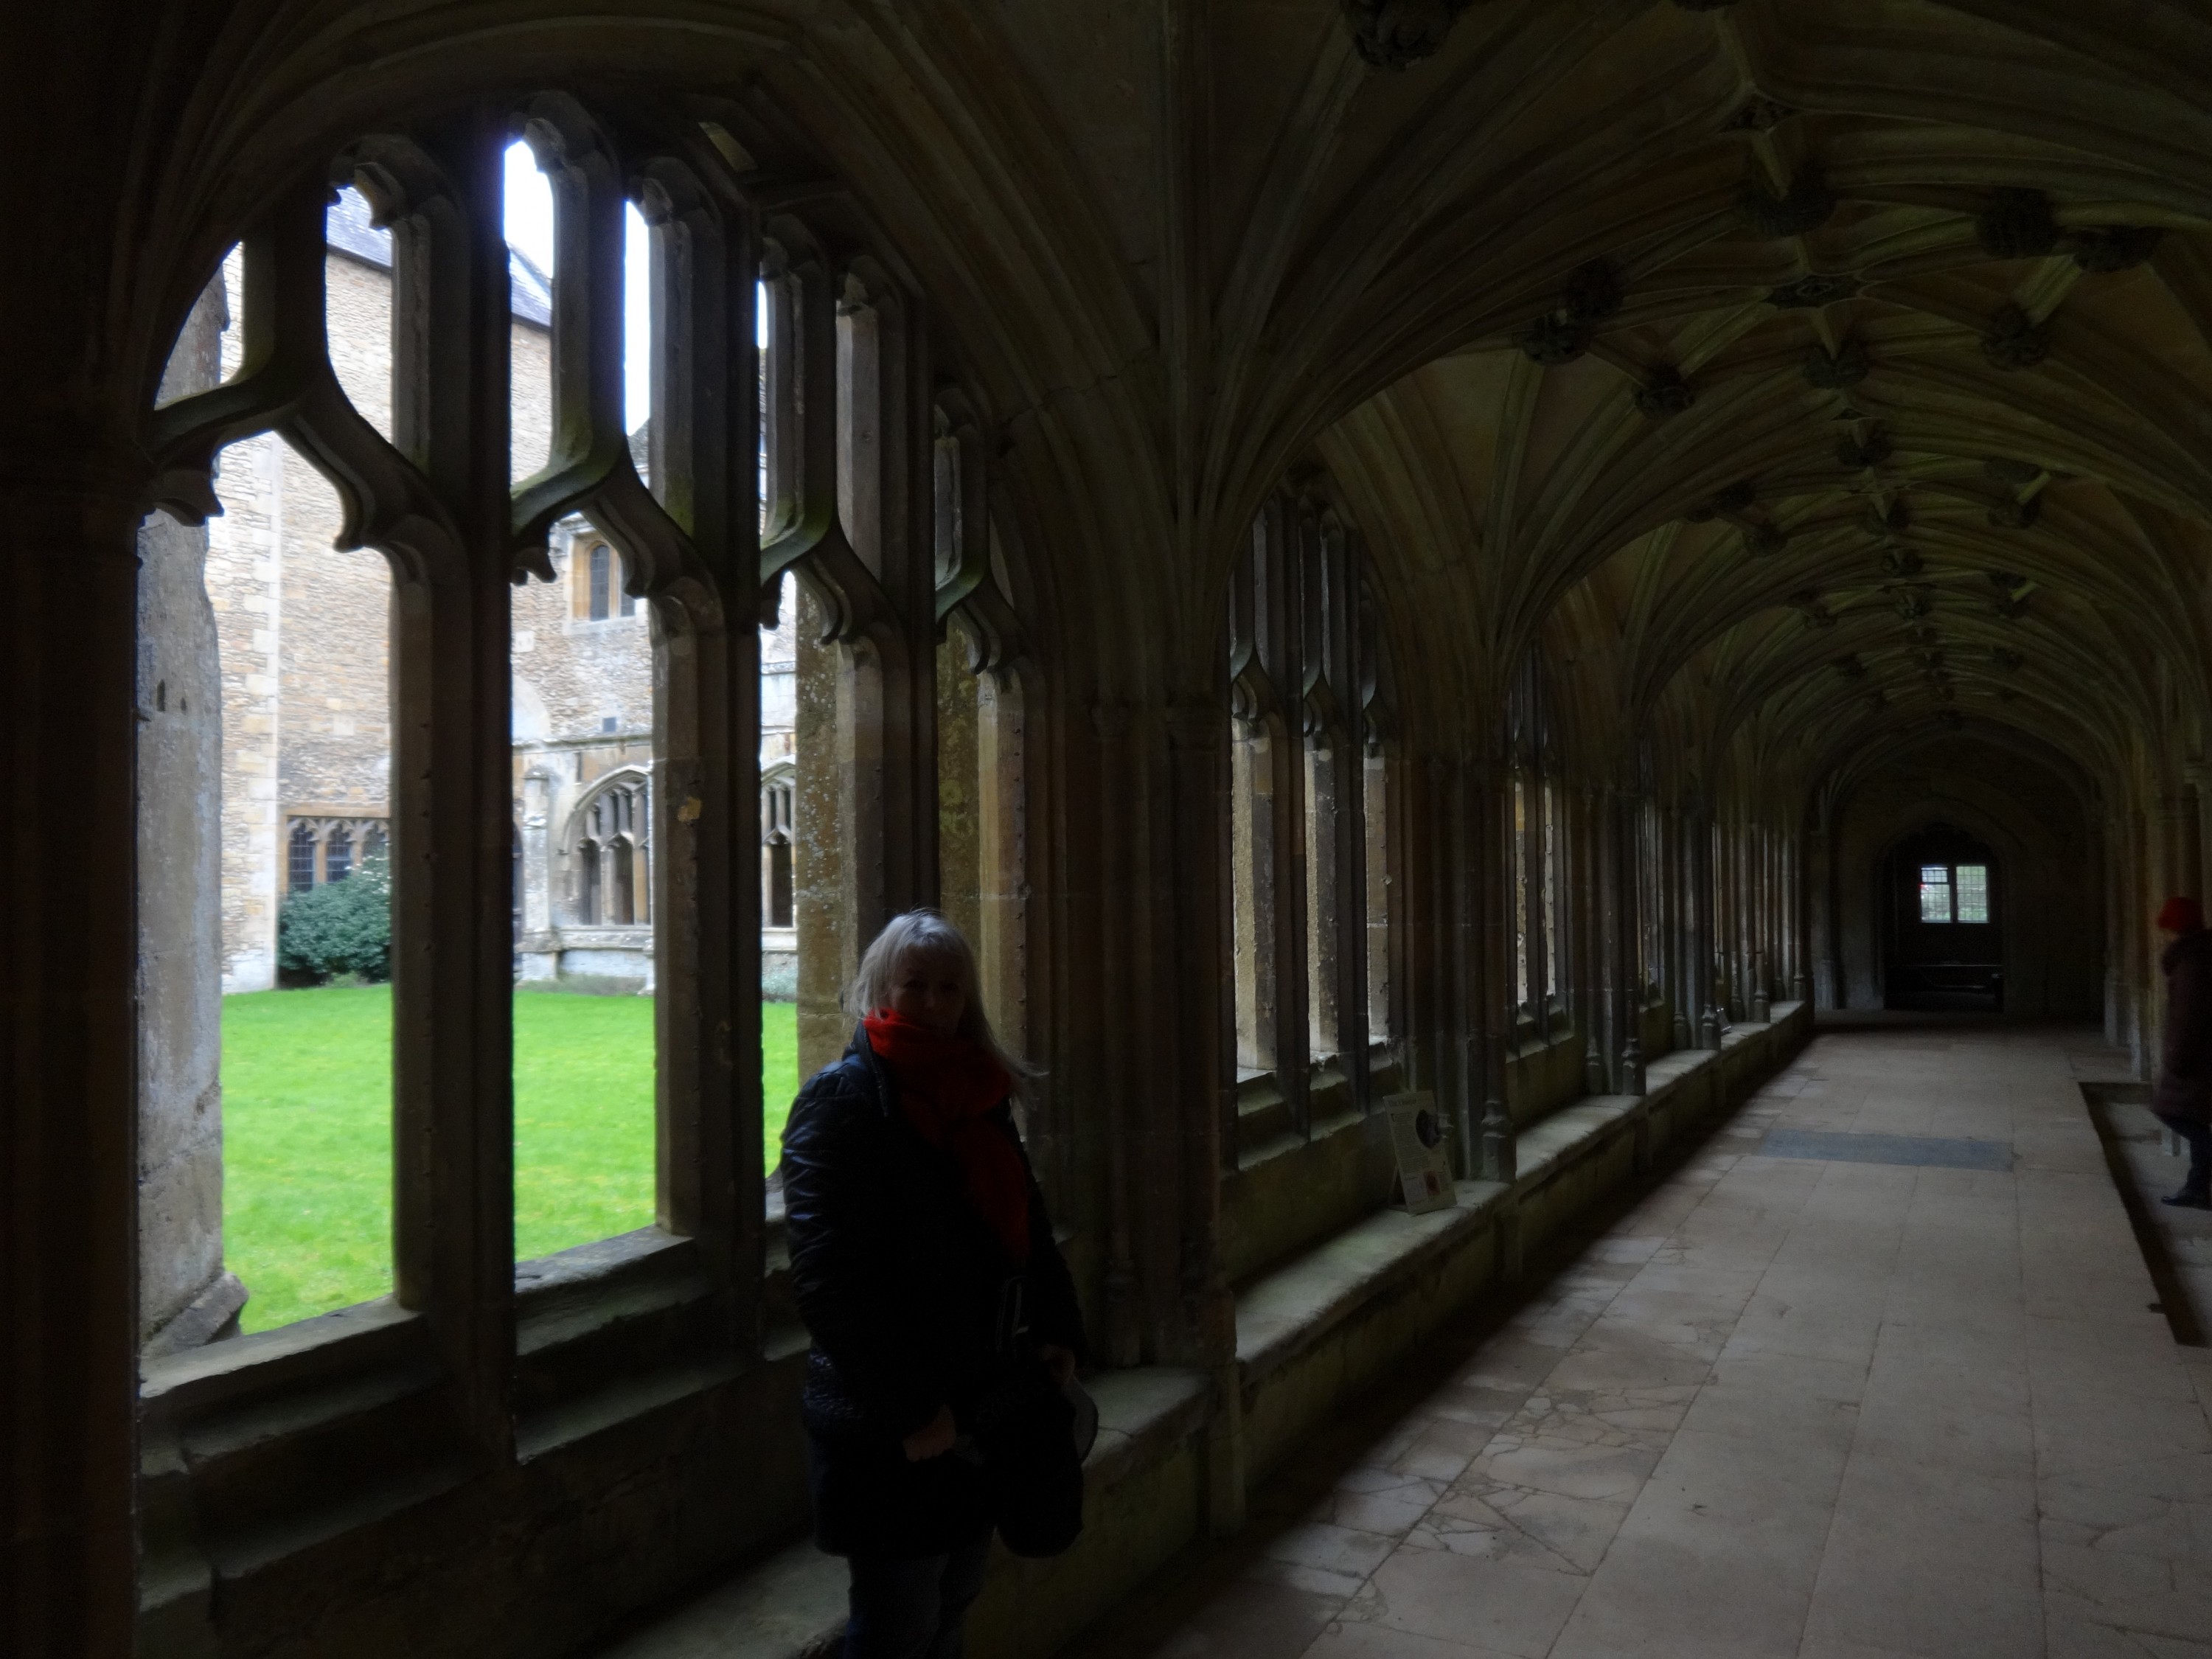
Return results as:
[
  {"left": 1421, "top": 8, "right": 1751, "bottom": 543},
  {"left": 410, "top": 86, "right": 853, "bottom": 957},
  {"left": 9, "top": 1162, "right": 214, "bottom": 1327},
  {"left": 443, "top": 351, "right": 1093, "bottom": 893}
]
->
[{"left": 2157, "top": 896, "right": 2204, "bottom": 933}]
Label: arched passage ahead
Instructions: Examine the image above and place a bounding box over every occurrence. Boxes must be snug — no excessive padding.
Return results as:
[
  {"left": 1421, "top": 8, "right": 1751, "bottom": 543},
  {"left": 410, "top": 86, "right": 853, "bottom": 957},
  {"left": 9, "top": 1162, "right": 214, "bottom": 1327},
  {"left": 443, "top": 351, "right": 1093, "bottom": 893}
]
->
[{"left": 1885, "top": 823, "right": 2003, "bottom": 1011}]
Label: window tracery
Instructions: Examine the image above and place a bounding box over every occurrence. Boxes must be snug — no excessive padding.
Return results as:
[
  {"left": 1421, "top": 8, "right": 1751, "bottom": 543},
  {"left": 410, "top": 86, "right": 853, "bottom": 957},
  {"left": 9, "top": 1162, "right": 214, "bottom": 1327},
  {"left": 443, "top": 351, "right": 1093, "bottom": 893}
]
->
[
  {"left": 1225, "top": 486, "right": 1389, "bottom": 1154},
  {"left": 283, "top": 814, "right": 392, "bottom": 893},
  {"left": 566, "top": 773, "right": 650, "bottom": 928}
]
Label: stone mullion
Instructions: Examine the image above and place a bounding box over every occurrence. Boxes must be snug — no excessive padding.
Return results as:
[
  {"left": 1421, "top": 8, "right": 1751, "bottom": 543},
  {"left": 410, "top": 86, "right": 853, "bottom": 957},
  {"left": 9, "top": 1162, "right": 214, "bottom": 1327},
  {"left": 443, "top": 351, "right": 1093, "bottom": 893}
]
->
[
  {"left": 1256, "top": 517, "right": 1310, "bottom": 1135},
  {"left": 1663, "top": 814, "right": 1681, "bottom": 1044},
  {"left": 1610, "top": 787, "right": 1646, "bottom": 1093},
  {"left": 1405, "top": 751, "right": 1459, "bottom": 1151},
  {"left": 1334, "top": 720, "right": 1369, "bottom": 1102},
  {"left": 1272, "top": 709, "right": 1310, "bottom": 1132},
  {"left": 386, "top": 126, "right": 518, "bottom": 1452},
  {"left": 1326, "top": 541, "right": 1367, "bottom": 1097},
  {"left": 1475, "top": 753, "right": 1515, "bottom": 1179},
  {"left": 1522, "top": 768, "right": 1545, "bottom": 1031},
  {"left": 1694, "top": 804, "right": 1719, "bottom": 1046},
  {"left": 877, "top": 287, "right": 940, "bottom": 920},
  {"left": 1579, "top": 785, "right": 1603, "bottom": 1079},
  {"left": 640, "top": 159, "right": 760, "bottom": 1304}
]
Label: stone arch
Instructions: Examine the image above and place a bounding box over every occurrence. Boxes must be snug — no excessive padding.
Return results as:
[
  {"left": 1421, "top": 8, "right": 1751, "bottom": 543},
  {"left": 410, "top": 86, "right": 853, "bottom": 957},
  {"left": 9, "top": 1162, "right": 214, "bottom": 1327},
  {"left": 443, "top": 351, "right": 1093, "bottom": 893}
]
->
[{"left": 1833, "top": 743, "right": 2099, "bottom": 1020}]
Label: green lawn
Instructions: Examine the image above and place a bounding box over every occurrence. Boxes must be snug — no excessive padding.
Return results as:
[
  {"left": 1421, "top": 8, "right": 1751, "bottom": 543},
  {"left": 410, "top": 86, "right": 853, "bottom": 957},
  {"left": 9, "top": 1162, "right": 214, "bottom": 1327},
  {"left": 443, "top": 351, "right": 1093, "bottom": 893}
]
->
[{"left": 221, "top": 986, "right": 801, "bottom": 1332}]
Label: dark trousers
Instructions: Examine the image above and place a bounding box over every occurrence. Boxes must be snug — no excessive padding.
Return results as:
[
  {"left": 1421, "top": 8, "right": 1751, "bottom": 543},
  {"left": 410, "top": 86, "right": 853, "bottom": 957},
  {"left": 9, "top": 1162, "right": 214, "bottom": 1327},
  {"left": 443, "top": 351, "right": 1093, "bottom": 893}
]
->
[
  {"left": 844, "top": 1532, "right": 992, "bottom": 1659},
  {"left": 2157, "top": 1113, "right": 2212, "bottom": 1194}
]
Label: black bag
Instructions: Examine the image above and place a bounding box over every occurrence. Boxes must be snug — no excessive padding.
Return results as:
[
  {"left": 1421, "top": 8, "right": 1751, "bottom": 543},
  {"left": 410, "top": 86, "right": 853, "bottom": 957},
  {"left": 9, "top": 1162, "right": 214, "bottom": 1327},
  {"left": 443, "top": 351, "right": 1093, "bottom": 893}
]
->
[{"left": 961, "top": 1361, "right": 1094, "bottom": 1557}]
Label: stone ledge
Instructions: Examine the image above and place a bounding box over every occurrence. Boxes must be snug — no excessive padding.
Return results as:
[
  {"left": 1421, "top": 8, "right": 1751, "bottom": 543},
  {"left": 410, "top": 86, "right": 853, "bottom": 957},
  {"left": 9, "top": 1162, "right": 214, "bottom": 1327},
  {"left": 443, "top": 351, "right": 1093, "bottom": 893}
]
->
[
  {"left": 1232, "top": 1006, "right": 1809, "bottom": 1484},
  {"left": 601, "top": 1366, "right": 1212, "bottom": 1659},
  {"left": 1234, "top": 1178, "right": 1509, "bottom": 1385}
]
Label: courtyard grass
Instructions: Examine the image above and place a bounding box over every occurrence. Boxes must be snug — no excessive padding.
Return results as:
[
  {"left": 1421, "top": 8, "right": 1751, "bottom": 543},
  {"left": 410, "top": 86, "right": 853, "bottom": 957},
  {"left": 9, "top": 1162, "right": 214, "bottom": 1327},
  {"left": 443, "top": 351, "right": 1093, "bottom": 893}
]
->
[{"left": 221, "top": 986, "right": 802, "bottom": 1332}]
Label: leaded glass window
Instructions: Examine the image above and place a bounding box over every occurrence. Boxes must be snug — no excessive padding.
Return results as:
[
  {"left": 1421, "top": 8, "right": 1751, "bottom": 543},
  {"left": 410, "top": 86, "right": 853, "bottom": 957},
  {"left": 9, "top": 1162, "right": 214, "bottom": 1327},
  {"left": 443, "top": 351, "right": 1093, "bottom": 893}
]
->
[
  {"left": 1919, "top": 864, "right": 1953, "bottom": 923},
  {"left": 1955, "top": 863, "right": 1989, "bottom": 923}
]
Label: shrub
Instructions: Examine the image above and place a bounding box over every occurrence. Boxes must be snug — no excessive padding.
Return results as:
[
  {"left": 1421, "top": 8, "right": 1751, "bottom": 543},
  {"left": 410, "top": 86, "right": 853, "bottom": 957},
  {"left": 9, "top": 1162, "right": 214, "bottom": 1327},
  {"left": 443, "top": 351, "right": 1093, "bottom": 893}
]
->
[{"left": 277, "top": 855, "right": 392, "bottom": 984}]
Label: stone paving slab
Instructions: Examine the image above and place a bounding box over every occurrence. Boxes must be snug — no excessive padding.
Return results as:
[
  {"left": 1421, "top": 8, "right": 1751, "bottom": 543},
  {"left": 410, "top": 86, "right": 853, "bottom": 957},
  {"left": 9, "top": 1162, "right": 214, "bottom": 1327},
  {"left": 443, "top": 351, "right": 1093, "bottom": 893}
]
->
[
  {"left": 1079, "top": 1026, "right": 2212, "bottom": 1659},
  {"left": 1753, "top": 1126, "right": 2014, "bottom": 1172}
]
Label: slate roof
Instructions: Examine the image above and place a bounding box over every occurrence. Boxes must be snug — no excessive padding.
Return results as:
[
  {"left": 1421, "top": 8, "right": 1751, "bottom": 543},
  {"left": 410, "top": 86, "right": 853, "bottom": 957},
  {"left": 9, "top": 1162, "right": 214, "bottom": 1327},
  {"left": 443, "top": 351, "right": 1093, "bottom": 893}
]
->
[{"left": 326, "top": 185, "right": 552, "bottom": 327}]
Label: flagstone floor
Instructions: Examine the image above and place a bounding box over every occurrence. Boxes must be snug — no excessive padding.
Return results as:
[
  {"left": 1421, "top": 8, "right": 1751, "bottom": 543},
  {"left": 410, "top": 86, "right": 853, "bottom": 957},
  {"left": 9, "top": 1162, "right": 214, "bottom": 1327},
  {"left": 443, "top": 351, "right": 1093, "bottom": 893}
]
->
[{"left": 1079, "top": 1022, "right": 2212, "bottom": 1659}]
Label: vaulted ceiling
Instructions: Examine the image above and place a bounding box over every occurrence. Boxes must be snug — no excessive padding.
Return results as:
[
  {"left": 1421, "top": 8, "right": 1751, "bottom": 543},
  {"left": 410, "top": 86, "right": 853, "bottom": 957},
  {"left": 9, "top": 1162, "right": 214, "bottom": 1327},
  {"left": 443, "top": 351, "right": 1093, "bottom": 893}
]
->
[
  {"left": 1285, "top": 1, "right": 2212, "bottom": 809},
  {"left": 34, "top": 0, "right": 2212, "bottom": 810}
]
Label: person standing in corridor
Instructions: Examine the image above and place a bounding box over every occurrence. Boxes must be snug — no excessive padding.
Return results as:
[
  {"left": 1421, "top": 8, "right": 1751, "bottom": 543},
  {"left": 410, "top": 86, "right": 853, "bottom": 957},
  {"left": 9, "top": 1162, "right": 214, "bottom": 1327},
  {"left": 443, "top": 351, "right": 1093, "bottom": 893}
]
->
[
  {"left": 2154, "top": 896, "right": 2212, "bottom": 1208},
  {"left": 782, "top": 910, "right": 1088, "bottom": 1659}
]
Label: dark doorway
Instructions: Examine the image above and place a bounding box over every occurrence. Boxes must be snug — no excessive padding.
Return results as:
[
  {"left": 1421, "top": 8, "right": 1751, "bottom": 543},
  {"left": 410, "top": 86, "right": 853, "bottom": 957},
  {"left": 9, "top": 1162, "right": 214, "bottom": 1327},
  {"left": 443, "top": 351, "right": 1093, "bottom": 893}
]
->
[{"left": 1885, "top": 824, "right": 2003, "bottom": 1011}]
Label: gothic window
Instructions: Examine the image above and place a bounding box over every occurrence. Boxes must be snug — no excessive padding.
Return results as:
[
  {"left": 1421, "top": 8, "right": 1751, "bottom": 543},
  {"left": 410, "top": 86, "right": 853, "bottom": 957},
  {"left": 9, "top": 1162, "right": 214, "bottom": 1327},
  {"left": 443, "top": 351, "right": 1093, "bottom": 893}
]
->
[
  {"left": 1512, "top": 776, "right": 1531, "bottom": 1012},
  {"left": 574, "top": 539, "right": 636, "bottom": 622},
  {"left": 1225, "top": 490, "right": 1384, "bottom": 1150},
  {"left": 1360, "top": 590, "right": 1394, "bottom": 1042},
  {"left": 1956, "top": 863, "right": 1991, "bottom": 922},
  {"left": 567, "top": 776, "right": 649, "bottom": 928},
  {"left": 1540, "top": 782, "right": 1560, "bottom": 1000},
  {"left": 1919, "top": 863, "right": 1953, "bottom": 923},
  {"left": 1506, "top": 650, "right": 1557, "bottom": 1034},
  {"left": 762, "top": 763, "right": 795, "bottom": 931},
  {"left": 139, "top": 100, "right": 1005, "bottom": 1371},
  {"left": 578, "top": 838, "right": 602, "bottom": 925},
  {"left": 283, "top": 815, "right": 390, "bottom": 896},
  {"left": 289, "top": 822, "right": 317, "bottom": 894}
]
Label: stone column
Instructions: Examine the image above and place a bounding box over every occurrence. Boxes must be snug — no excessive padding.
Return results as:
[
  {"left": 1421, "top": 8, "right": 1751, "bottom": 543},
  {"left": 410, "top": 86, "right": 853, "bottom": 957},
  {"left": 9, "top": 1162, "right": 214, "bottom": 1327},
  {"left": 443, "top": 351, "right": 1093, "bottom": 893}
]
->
[
  {"left": 2, "top": 460, "right": 147, "bottom": 1659},
  {"left": 137, "top": 278, "right": 246, "bottom": 1354},
  {"left": 1473, "top": 754, "right": 1514, "bottom": 1179},
  {"left": 1610, "top": 786, "right": 1646, "bottom": 1093}
]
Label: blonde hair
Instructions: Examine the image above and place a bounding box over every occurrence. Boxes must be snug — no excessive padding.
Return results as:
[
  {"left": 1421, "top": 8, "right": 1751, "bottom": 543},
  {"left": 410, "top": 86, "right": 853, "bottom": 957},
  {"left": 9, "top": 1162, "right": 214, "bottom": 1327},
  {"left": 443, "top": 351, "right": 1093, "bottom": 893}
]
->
[{"left": 846, "top": 909, "right": 1037, "bottom": 1095}]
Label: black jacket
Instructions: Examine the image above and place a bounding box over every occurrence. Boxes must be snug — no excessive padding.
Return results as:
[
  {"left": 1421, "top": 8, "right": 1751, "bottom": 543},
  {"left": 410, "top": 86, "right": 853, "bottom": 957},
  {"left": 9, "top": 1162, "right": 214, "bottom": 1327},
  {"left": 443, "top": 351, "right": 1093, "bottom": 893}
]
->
[
  {"left": 2157, "top": 928, "right": 2212, "bottom": 1124},
  {"left": 781, "top": 1026, "right": 1085, "bottom": 1556}
]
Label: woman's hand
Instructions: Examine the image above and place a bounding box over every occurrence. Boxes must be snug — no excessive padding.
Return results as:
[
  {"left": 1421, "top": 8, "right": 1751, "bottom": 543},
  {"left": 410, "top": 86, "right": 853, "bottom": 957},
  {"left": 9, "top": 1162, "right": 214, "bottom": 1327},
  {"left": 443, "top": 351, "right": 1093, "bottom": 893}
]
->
[
  {"left": 1038, "top": 1344, "right": 1077, "bottom": 1387},
  {"left": 902, "top": 1405, "right": 956, "bottom": 1461}
]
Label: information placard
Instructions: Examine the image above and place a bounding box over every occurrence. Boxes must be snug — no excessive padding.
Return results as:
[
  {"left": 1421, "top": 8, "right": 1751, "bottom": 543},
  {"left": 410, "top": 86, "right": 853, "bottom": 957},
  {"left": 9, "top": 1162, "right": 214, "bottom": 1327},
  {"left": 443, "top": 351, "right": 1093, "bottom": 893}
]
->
[{"left": 1382, "top": 1090, "right": 1456, "bottom": 1214}]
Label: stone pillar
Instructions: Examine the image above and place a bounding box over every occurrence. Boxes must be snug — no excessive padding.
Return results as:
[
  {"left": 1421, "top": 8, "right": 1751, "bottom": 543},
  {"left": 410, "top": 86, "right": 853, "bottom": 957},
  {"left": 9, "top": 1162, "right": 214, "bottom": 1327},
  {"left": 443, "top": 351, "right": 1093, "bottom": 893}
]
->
[
  {"left": 936, "top": 628, "right": 983, "bottom": 947},
  {"left": 3, "top": 462, "right": 147, "bottom": 1659},
  {"left": 793, "top": 586, "right": 849, "bottom": 1080},
  {"left": 1611, "top": 786, "right": 1645, "bottom": 1093},
  {"left": 137, "top": 279, "right": 246, "bottom": 1354},
  {"left": 1474, "top": 755, "right": 1514, "bottom": 1180}
]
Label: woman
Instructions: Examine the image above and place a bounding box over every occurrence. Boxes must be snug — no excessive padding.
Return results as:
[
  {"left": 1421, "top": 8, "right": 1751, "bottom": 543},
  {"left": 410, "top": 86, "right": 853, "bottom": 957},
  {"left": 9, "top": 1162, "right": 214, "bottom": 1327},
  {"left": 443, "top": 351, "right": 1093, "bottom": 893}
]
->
[
  {"left": 782, "top": 911, "right": 1087, "bottom": 1659},
  {"left": 2154, "top": 896, "right": 2212, "bottom": 1208}
]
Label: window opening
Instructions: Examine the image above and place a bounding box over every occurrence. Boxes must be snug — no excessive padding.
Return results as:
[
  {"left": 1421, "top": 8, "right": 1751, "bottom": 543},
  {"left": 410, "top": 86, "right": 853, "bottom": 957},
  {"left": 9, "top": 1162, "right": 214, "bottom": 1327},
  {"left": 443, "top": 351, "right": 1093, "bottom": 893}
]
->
[
  {"left": 1512, "top": 774, "right": 1531, "bottom": 1010},
  {"left": 1919, "top": 863, "right": 1954, "bottom": 924},
  {"left": 1956, "top": 863, "right": 1990, "bottom": 923},
  {"left": 1363, "top": 745, "right": 1390, "bottom": 1043},
  {"left": 324, "top": 187, "right": 396, "bottom": 442},
  {"left": 324, "top": 824, "right": 354, "bottom": 885},
  {"left": 507, "top": 128, "right": 658, "bottom": 1262},
  {"left": 1541, "top": 780, "right": 1561, "bottom": 1000},
  {"left": 140, "top": 240, "right": 400, "bottom": 1338}
]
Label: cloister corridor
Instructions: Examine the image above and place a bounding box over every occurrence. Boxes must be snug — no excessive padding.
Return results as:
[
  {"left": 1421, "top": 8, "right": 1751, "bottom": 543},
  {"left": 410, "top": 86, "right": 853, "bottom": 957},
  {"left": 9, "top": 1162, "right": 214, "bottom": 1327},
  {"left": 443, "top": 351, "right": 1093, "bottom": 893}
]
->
[{"left": 1066, "top": 1024, "right": 2212, "bottom": 1659}]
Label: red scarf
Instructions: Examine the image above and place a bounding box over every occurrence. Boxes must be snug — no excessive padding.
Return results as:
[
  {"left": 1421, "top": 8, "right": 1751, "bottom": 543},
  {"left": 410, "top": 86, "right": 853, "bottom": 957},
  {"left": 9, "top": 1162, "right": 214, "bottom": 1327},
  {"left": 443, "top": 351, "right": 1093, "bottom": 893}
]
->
[{"left": 862, "top": 1011, "right": 1029, "bottom": 1260}]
